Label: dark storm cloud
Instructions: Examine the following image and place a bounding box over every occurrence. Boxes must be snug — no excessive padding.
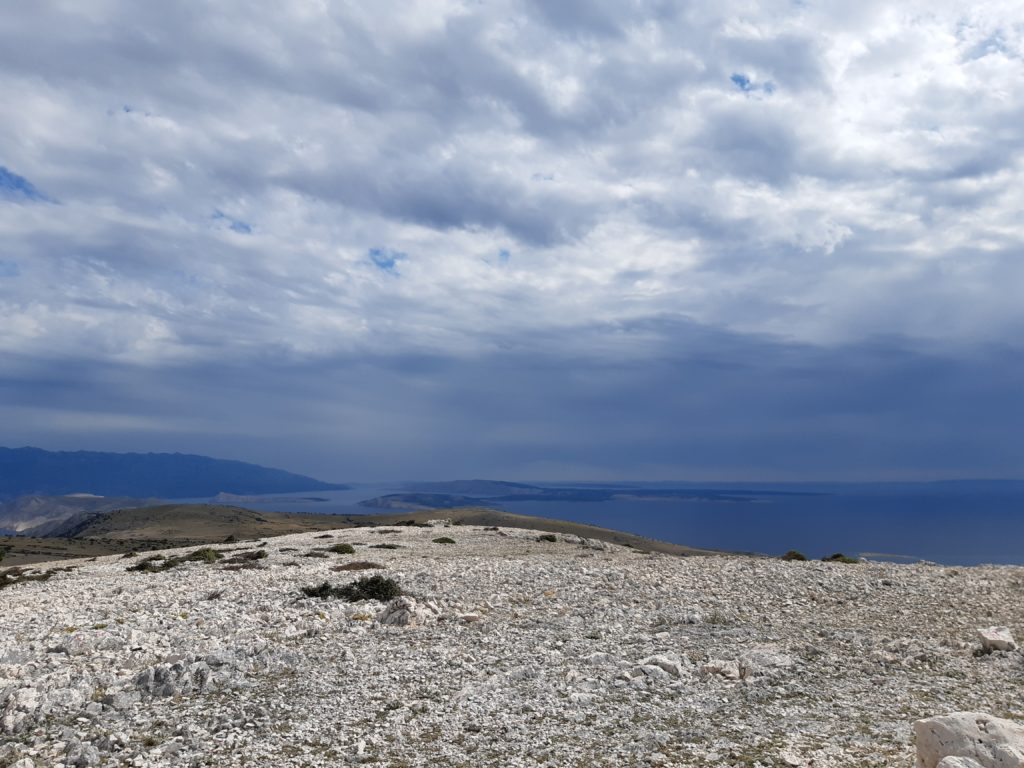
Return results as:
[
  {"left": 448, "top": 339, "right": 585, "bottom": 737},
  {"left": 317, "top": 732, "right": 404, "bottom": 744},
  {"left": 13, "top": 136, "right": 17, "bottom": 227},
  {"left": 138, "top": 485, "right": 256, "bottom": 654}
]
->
[
  {"left": 2, "top": 320, "right": 1021, "bottom": 480},
  {"left": 1, "top": 0, "right": 1023, "bottom": 479}
]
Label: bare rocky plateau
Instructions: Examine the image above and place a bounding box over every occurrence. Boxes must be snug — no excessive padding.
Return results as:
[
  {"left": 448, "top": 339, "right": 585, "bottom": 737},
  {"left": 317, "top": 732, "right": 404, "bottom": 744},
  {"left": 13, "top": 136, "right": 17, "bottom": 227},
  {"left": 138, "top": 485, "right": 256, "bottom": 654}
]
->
[{"left": 2, "top": 522, "right": 1023, "bottom": 767}]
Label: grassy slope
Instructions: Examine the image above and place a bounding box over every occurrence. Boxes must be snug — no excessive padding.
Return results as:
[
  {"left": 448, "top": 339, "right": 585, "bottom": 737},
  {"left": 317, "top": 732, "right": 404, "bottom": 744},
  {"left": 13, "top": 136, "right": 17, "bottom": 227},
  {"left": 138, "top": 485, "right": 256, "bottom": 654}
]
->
[{"left": 0, "top": 504, "right": 724, "bottom": 565}]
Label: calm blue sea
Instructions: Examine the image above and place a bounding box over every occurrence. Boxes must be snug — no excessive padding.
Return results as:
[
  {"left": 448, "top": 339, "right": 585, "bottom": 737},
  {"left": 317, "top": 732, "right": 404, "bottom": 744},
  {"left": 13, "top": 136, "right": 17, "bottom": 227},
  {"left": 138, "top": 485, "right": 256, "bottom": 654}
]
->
[{"left": 182, "top": 483, "right": 1024, "bottom": 566}]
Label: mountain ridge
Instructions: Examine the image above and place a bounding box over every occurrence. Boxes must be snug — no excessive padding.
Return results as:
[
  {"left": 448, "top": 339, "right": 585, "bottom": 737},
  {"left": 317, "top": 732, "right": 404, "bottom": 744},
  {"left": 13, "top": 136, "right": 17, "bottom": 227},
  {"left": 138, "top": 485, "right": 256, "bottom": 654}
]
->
[{"left": 0, "top": 447, "right": 347, "bottom": 499}]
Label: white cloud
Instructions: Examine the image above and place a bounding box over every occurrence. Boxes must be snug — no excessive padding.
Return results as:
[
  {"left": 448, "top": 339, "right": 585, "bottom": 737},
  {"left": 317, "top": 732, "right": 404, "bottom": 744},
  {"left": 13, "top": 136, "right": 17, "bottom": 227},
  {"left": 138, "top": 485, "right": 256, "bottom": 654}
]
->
[{"left": 1, "top": 1, "right": 1023, "bottom": 478}]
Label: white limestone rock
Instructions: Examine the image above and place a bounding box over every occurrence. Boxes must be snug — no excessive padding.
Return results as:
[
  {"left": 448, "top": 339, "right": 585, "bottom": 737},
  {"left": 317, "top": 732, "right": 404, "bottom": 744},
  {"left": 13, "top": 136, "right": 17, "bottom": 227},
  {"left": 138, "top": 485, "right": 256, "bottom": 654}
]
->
[
  {"left": 640, "top": 654, "right": 686, "bottom": 678},
  {"left": 914, "top": 712, "right": 1024, "bottom": 768},
  {"left": 376, "top": 596, "right": 439, "bottom": 627},
  {"left": 977, "top": 627, "right": 1017, "bottom": 653},
  {"left": 938, "top": 757, "right": 986, "bottom": 768}
]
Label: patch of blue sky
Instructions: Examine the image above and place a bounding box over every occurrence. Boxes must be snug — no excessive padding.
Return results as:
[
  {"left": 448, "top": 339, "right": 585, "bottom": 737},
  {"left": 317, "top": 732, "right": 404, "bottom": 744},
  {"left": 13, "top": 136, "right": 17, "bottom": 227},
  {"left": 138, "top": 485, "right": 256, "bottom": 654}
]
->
[
  {"left": 0, "top": 260, "right": 20, "bottom": 277},
  {"left": 730, "top": 73, "right": 775, "bottom": 95},
  {"left": 368, "top": 247, "right": 406, "bottom": 273},
  {"left": 212, "top": 210, "right": 253, "bottom": 234},
  {"left": 0, "top": 166, "right": 50, "bottom": 202},
  {"left": 498, "top": 249, "right": 511, "bottom": 264}
]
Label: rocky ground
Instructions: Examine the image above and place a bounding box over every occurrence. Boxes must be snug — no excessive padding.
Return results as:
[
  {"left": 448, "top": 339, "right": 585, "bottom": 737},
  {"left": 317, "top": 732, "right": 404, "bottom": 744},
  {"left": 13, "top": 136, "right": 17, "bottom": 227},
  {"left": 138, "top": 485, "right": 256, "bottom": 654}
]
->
[{"left": 1, "top": 522, "right": 1022, "bottom": 767}]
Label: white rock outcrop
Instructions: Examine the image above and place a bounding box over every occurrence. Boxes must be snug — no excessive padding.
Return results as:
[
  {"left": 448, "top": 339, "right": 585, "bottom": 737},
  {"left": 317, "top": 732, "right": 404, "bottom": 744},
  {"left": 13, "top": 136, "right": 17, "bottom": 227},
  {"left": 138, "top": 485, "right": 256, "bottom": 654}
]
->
[
  {"left": 914, "top": 712, "right": 1024, "bottom": 768},
  {"left": 376, "top": 596, "right": 439, "bottom": 627},
  {"left": 977, "top": 626, "right": 1017, "bottom": 653}
]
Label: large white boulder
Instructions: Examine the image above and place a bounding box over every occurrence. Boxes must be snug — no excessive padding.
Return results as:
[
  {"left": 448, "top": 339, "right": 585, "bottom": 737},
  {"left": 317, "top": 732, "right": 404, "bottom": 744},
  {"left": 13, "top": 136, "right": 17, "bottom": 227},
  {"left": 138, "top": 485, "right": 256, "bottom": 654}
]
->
[
  {"left": 915, "top": 712, "right": 1024, "bottom": 768},
  {"left": 978, "top": 627, "right": 1017, "bottom": 653},
  {"left": 376, "top": 596, "right": 439, "bottom": 627}
]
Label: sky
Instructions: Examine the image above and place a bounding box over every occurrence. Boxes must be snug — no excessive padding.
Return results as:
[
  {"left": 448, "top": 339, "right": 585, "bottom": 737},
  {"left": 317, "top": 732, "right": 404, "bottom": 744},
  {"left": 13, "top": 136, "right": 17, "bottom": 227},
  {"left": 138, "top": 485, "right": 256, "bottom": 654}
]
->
[{"left": 1, "top": 0, "right": 1023, "bottom": 482}]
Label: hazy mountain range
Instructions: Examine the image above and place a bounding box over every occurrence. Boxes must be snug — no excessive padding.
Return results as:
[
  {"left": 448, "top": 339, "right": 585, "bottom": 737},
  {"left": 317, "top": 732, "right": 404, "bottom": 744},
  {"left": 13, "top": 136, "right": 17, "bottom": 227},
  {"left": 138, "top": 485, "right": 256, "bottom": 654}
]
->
[{"left": 0, "top": 447, "right": 348, "bottom": 499}]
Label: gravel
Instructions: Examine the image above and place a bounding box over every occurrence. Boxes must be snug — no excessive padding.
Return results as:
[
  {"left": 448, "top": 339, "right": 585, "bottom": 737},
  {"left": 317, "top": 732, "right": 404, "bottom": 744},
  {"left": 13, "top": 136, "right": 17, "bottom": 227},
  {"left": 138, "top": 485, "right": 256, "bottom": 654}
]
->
[{"left": 2, "top": 523, "right": 1023, "bottom": 767}]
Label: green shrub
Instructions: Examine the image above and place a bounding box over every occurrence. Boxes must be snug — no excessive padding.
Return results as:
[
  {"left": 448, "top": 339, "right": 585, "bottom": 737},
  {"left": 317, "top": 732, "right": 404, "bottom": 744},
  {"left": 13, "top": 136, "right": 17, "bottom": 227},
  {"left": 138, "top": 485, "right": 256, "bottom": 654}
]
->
[
  {"left": 328, "top": 543, "right": 355, "bottom": 554},
  {"left": 369, "top": 543, "right": 401, "bottom": 550},
  {"left": 301, "top": 581, "right": 337, "bottom": 599},
  {"left": 224, "top": 549, "right": 268, "bottom": 564},
  {"left": 338, "top": 575, "right": 402, "bottom": 602},
  {"left": 822, "top": 552, "right": 861, "bottom": 564},
  {"left": 782, "top": 550, "right": 808, "bottom": 561},
  {"left": 185, "top": 548, "right": 223, "bottom": 563},
  {"left": 432, "top": 537, "right": 456, "bottom": 545},
  {"left": 300, "top": 575, "right": 402, "bottom": 602},
  {"left": 127, "top": 548, "right": 222, "bottom": 573},
  {"left": 537, "top": 534, "right": 557, "bottom": 543}
]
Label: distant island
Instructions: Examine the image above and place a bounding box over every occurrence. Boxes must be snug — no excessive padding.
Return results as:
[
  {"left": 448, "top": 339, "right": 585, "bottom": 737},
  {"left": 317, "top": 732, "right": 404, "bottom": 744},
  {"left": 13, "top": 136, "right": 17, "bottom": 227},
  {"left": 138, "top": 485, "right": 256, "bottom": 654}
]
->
[
  {"left": 0, "top": 447, "right": 348, "bottom": 499},
  {"left": 360, "top": 480, "right": 826, "bottom": 509}
]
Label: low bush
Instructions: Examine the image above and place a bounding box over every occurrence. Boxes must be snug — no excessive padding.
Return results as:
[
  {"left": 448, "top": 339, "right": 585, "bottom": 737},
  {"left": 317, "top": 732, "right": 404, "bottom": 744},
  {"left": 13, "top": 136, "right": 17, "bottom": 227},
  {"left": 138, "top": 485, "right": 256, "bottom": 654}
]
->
[
  {"left": 395, "top": 520, "right": 429, "bottom": 527},
  {"left": 328, "top": 543, "right": 355, "bottom": 555},
  {"left": 332, "top": 561, "right": 384, "bottom": 571},
  {"left": 223, "top": 549, "right": 268, "bottom": 565},
  {"left": 127, "top": 548, "right": 222, "bottom": 573},
  {"left": 822, "top": 552, "right": 861, "bottom": 564},
  {"left": 0, "top": 566, "right": 55, "bottom": 590},
  {"left": 537, "top": 534, "right": 557, "bottom": 543},
  {"left": 300, "top": 575, "right": 402, "bottom": 602},
  {"left": 781, "top": 550, "right": 808, "bottom": 561},
  {"left": 432, "top": 537, "right": 456, "bottom": 545},
  {"left": 369, "top": 543, "right": 402, "bottom": 550}
]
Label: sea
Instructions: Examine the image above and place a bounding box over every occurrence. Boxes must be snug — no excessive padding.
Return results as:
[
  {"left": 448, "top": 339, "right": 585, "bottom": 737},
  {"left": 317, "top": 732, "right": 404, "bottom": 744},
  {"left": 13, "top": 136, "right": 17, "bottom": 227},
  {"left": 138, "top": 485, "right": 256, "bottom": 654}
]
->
[{"left": 182, "top": 481, "right": 1024, "bottom": 567}]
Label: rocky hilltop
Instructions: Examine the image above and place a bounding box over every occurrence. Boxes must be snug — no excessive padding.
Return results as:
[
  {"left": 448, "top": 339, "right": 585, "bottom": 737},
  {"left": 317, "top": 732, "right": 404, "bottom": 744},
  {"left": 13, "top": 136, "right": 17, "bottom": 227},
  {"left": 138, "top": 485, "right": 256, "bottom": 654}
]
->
[{"left": 1, "top": 523, "right": 1022, "bottom": 767}]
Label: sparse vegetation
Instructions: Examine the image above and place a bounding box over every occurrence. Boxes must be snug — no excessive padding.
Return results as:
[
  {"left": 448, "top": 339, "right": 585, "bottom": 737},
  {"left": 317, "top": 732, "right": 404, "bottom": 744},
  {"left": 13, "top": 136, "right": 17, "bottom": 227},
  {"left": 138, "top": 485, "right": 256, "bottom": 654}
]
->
[
  {"left": 301, "top": 575, "right": 402, "bottom": 602},
  {"left": 537, "top": 534, "right": 557, "bottom": 543},
  {"left": 328, "top": 543, "right": 356, "bottom": 554},
  {"left": 126, "top": 548, "right": 224, "bottom": 573},
  {"left": 395, "top": 520, "right": 429, "bottom": 527},
  {"left": 782, "top": 550, "right": 808, "bottom": 561},
  {"left": 333, "top": 561, "right": 385, "bottom": 571},
  {"left": 370, "top": 543, "right": 402, "bottom": 550},
  {"left": 432, "top": 537, "right": 456, "bottom": 545},
  {"left": 302, "top": 550, "right": 330, "bottom": 558},
  {"left": 822, "top": 552, "right": 861, "bottom": 564},
  {"left": 224, "top": 549, "right": 268, "bottom": 564},
  {"left": 0, "top": 566, "right": 55, "bottom": 590}
]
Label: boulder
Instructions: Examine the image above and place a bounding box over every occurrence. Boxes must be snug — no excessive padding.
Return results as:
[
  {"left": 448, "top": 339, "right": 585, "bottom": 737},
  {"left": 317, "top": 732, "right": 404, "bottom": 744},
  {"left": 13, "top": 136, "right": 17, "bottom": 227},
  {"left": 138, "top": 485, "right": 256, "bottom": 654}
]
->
[
  {"left": 914, "top": 711, "right": 1024, "bottom": 768},
  {"left": 978, "top": 627, "right": 1017, "bottom": 653},
  {"left": 640, "top": 654, "right": 686, "bottom": 679},
  {"left": 376, "top": 596, "right": 439, "bottom": 627}
]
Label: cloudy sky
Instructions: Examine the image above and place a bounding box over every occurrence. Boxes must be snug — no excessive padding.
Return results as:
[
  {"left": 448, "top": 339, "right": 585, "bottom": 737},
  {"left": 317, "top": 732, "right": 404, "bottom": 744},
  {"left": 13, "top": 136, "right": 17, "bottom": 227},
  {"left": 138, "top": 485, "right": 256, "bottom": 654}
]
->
[{"left": 1, "top": 0, "right": 1022, "bottom": 482}]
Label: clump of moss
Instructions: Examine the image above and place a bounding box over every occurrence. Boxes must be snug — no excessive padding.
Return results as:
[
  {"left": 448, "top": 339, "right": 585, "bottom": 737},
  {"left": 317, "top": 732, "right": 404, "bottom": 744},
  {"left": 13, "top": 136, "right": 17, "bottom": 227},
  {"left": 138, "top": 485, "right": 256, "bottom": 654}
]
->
[
  {"left": 537, "top": 534, "right": 557, "bottom": 543},
  {"left": 781, "top": 550, "right": 808, "bottom": 561},
  {"left": 301, "top": 575, "right": 402, "bottom": 602},
  {"left": 328, "top": 543, "right": 356, "bottom": 555},
  {"left": 822, "top": 552, "right": 861, "bottom": 564},
  {"left": 432, "top": 537, "right": 456, "bottom": 545}
]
